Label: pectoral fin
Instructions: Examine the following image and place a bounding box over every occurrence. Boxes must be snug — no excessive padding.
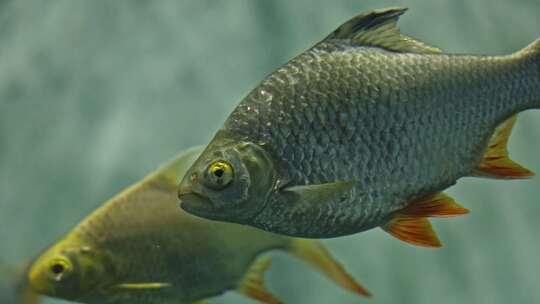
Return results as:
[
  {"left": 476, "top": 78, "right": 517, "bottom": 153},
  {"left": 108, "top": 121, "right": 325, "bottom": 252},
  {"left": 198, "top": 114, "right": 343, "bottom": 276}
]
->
[
  {"left": 111, "top": 282, "right": 172, "bottom": 290},
  {"left": 282, "top": 181, "right": 355, "bottom": 207},
  {"left": 474, "top": 115, "right": 534, "bottom": 179},
  {"left": 289, "top": 239, "right": 371, "bottom": 297},
  {"left": 382, "top": 192, "right": 468, "bottom": 248},
  {"left": 237, "top": 256, "right": 282, "bottom": 304}
]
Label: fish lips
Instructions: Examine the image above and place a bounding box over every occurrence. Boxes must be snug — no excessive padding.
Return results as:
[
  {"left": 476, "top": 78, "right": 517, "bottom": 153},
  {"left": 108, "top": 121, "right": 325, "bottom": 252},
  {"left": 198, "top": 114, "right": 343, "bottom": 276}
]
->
[
  {"left": 178, "top": 192, "right": 224, "bottom": 221},
  {"left": 179, "top": 189, "right": 257, "bottom": 224}
]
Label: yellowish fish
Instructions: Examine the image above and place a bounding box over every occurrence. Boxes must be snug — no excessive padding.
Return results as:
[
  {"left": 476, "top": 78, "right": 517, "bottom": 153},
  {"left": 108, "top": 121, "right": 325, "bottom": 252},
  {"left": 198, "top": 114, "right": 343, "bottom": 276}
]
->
[{"left": 27, "top": 146, "right": 369, "bottom": 304}]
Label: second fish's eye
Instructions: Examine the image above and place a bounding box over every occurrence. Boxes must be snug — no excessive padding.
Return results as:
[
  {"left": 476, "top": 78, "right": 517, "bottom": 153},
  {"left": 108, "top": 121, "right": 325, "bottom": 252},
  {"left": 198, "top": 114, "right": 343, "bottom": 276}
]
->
[
  {"left": 206, "top": 161, "right": 233, "bottom": 189},
  {"left": 48, "top": 258, "right": 72, "bottom": 280},
  {"left": 51, "top": 263, "right": 64, "bottom": 274}
]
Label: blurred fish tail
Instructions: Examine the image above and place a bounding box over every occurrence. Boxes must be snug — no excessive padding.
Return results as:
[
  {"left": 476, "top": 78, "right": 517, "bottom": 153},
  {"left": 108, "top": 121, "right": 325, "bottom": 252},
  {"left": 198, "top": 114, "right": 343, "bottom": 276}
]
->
[{"left": 288, "top": 239, "right": 371, "bottom": 298}]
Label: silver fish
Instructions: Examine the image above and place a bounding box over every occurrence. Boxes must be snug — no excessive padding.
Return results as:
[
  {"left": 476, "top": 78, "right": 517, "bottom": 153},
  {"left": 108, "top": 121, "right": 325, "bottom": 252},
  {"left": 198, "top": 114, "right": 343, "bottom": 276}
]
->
[{"left": 178, "top": 7, "right": 540, "bottom": 246}]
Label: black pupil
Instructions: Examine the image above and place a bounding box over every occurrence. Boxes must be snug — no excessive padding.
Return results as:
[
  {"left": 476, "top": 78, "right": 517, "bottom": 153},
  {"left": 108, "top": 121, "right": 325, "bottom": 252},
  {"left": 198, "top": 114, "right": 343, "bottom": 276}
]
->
[
  {"left": 51, "top": 264, "right": 64, "bottom": 274},
  {"left": 214, "top": 168, "right": 224, "bottom": 178}
]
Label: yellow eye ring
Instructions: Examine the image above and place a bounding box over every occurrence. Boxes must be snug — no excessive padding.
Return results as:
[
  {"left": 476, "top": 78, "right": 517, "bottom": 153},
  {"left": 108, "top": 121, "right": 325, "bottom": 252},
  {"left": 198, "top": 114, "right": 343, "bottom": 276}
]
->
[
  {"left": 206, "top": 161, "right": 233, "bottom": 189},
  {"left": 48, "top": 258, "right": 73, "bottom": 281}
]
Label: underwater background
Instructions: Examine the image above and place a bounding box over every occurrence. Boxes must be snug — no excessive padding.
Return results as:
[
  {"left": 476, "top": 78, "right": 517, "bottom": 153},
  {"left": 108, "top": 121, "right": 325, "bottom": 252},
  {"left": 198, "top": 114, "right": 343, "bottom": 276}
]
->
[{"left": 1, "top": 0, "right": 540, "bottom": 303}]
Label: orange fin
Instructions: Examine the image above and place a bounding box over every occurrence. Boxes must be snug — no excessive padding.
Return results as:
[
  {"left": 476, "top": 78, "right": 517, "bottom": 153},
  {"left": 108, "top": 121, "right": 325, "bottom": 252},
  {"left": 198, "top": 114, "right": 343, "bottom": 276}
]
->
[
  {"left": 237, "top": 256, "right": 282, "bottom": 304},
  {"left": 400, "top": 192, "right": 469, "bottom": 218},
  {"left": 474, "top": 116, "right": 534, "bottom": 179},
  {"left": 289, "top": 239, "right": 371, "bottom": 297},
  {"left": 382, "top": 216, "right": 442, "bottom": 248}
]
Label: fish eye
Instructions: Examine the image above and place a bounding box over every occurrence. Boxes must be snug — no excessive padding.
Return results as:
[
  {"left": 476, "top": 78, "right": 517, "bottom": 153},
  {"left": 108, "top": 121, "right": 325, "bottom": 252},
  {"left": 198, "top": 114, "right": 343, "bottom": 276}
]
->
[
  {"left": 48, "top": 258, "right": 73, "bottom": 280},
  {"left": 51, "top": 263, "right": 64, "bottom": 274},
  {"left": 205, "top": 160, "right": 233, "bottom": 189}
]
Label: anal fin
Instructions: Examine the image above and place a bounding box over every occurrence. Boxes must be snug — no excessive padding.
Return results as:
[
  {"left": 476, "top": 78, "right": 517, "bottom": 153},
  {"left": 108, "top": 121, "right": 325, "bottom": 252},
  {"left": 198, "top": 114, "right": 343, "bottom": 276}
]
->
[
  {"left": 382, "top": 192, "right": 468, "bottom": 248},
  {"left": 382, "top": 216, "right": 442, "bottom": 248},
  {"left": 238, "top": 256, "right": 282, "bottom": 304},
  {"left": 474, "top": 115, "right": 534, "bottom": 179}
]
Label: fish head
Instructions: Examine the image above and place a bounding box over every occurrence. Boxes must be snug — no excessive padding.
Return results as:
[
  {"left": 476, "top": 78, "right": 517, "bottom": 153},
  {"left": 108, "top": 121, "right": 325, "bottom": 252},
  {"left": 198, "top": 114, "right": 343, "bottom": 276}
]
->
[
  {"left": 178, "top": 139, "right": 277, "bottom": 224},
  {"left": 28, "top": 239, "right": 111, "bottom": 301}
]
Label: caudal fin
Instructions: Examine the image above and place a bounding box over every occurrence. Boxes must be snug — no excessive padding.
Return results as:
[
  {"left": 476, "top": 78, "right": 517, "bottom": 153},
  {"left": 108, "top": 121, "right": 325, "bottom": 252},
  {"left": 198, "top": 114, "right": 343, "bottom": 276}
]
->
[{"left": 288, "top": 239, "right": 371, "bottom": 298}]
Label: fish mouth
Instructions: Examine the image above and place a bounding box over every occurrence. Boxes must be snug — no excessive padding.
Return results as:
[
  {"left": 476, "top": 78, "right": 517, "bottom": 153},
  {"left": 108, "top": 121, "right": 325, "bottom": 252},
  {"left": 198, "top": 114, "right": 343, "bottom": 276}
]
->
[
  {"left": 178, "top": 191, "right": 220, "bottom": 219},
  {"left": 27, "top": 268, "right": 51, "bottom": 296},
  {"left": 179, "top": 191, "right": 243, "bottom": 223}
]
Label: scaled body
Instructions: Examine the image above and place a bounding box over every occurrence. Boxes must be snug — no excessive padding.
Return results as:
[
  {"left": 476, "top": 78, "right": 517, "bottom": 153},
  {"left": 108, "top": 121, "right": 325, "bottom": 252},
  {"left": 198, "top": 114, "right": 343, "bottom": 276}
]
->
[
  {"left": 178, "top": 8, "right": 540, "bottom": 243},
  {"left": 28, "top": 147, "right": 367, "bottom": 304}
]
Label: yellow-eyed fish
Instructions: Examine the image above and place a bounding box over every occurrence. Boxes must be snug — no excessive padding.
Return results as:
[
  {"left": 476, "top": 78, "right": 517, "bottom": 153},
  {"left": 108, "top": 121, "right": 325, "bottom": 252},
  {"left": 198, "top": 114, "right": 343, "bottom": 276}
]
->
[
  {"left": 178, "top": 7, "right": 540, "bottom": 247},
  {"left": 27, "top": 146, "right": 369, "bottom": 304}
]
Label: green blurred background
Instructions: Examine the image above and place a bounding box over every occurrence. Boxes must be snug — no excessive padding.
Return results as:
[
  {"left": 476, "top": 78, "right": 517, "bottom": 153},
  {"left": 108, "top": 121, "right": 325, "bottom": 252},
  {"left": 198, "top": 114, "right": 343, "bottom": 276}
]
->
[{"left": 1, "top": 0, "right": 540, "bottom": 303}]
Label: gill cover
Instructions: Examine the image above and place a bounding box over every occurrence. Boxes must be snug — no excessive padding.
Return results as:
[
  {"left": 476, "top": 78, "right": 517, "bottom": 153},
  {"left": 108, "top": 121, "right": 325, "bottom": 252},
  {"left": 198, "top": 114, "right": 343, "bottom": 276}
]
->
[{"left": 179, "top": 138, "right": 277, "bottom": 224}]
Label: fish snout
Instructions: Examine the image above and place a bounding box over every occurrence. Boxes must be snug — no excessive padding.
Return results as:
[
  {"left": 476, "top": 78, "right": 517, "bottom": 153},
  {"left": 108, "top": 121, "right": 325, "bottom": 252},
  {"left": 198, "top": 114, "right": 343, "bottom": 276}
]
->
[
  {"left": 178, "top": 188, "right": 217, "bottom": 217},
  {"left": 28, "top": 260, "right": 53, "bottom": 296},
  {"left": 177, "top": 172, "right": 198, "bottom": 199},
  {"left": 177, "top": 185, "right": 191, "bottom": 201}
]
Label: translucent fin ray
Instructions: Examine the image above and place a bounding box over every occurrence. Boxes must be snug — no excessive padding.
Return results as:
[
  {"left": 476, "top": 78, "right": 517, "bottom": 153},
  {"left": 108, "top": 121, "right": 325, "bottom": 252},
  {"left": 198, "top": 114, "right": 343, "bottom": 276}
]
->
[
  {"left": 282, "top": 181, "right": 355, "bottom": 209},
  {"left": 237, "top": 256, "right": 282, "bottom": 304},
  {"left": 112, "top": 282, "right": 172, "bottom": 290},
  {"left": 289, "top": 239, "right": 371, "bottom": 297}
]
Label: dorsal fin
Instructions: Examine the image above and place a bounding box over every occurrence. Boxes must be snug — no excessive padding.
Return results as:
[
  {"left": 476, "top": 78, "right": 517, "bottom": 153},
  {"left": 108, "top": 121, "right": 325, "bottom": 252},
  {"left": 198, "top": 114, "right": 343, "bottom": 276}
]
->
[
  {"left": 474, "top": 115, "right": 534, "bottom": 179},
  {"left": 323, "top": 7, "right": 441, "bottom": 54}
]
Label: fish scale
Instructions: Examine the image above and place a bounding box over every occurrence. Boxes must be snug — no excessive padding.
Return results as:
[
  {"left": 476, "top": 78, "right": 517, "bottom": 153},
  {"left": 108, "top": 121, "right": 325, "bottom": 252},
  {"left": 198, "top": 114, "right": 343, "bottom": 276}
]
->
[
  {"left": 233, "top": 43, "right": 535, "bottom": 233},
  {"left": 179, "top": 7, "right": 540, "bottom": 243},
  {"left": 30, "top": 147, "right": 372, "bottom": 303}
]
